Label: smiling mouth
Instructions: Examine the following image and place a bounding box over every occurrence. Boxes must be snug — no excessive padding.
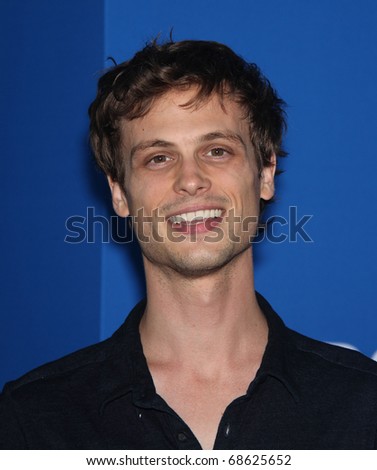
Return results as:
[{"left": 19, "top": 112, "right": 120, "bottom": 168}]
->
[
  {"left": 168, "top": 209, "right": 222, "bottom": 224},
  {"left": 168, "top": 209, "right": 223, "bottom": 232}
]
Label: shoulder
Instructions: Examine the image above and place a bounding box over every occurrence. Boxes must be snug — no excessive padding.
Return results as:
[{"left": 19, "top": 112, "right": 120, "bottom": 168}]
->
[
  {"left": 3, "top": 336, "right": 115, "bottom": 396},
  {"left": 2, "top": 301, "right": 145, "bottom": 397},
  {"left": 0, "top": 302, "right": 145, "bottom": 449},
  {"left": 287, "top": 328, "right": 377, "bottom": 386},
  {"left": 0, "top": 314, "right": 136, "bottom": 413},
  {"left": 0, "top": 337, "right": 115, "bottom": 449},
  {"left": 0, "top": 324, "right": 136, "bottom": 449}
]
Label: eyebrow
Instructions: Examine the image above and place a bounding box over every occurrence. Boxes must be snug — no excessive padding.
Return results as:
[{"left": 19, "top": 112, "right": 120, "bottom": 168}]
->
[
  {"left": 197, "top": 131, "right": 246, "bottom": 148},
  {"left": 130, "top": 140, "right": 174, "bottom": 159},
  {"left": 130, "top": 130, "right": 246, "bottom": 159}
]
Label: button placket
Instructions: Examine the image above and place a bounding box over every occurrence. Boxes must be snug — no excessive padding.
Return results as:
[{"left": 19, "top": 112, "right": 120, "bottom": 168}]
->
[{"left": 177, "top": 431, "right": 188, "bottom": 442}]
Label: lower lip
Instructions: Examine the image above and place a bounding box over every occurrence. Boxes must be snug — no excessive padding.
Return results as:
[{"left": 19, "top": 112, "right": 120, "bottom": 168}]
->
[{"left": 169, "top": 218, "right": 222, "bottom": 235}]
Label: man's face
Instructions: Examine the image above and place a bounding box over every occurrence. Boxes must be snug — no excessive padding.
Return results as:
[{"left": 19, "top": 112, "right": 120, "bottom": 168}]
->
[{"left": 109, "top": 88, "right": 275, "bottom": 276}]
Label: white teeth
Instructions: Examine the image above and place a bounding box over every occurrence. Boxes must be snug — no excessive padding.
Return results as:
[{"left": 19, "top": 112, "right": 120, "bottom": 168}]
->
[{"left": 169, "top": 209, "right": 222, "bottom": 224}]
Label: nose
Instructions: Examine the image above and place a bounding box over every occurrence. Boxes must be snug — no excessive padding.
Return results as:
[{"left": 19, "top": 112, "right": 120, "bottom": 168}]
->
[{"left": 173, "top": 157, "right": 211, "bottom": 196}]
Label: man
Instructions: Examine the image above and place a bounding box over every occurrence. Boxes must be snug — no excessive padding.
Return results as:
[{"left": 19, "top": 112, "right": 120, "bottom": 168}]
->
[{"left": 1, "top": 39, "right": 376, "bottom": 450}]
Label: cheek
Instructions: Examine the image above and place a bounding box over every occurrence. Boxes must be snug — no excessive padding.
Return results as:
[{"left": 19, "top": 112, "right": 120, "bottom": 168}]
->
[
  {"left": 127, "top": 192, "right": 146, "bottom": 215},
  {"left": 228, "top": 169, "right": 260, "bottom": 201},
  {"left": 121, "top": 180, "right": 141, "bottom": 216},
  {"left": 126, "top": 178, "right": 165, "bottom": 215}
]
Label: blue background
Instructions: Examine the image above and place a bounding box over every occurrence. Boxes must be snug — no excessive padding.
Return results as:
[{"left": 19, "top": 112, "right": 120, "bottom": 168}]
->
[{"left": 1, "top": 0, "right": 376, "bottom": 388}]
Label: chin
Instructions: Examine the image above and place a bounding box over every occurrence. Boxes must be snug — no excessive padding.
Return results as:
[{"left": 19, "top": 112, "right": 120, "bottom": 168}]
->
[{"left": 143, "top": 241, "right": 250, "bottom": 278}]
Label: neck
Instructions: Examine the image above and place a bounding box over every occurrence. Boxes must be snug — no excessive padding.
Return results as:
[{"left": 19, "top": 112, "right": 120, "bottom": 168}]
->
[{"left": 139, "top": 249, "right": 268, "bottom": 372}]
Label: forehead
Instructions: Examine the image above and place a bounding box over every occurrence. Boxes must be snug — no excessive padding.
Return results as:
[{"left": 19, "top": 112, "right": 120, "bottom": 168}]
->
[{"left": 120, "top": 88, "right": 250, "bottom": 146}]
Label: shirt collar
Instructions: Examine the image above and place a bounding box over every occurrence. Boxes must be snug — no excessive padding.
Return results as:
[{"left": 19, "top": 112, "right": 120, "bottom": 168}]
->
[
  {"left": 100, "top": 299, "right": 161, "bottom": 413},
  {"left": 101, "top": 292, "right": 301, "bottom": 413},
  {"left": 254, "top": 292, "right": 301, "bottom": 402}
]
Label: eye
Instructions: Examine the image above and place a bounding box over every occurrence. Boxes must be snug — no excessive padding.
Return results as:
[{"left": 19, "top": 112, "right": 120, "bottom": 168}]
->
[
  {"left": 147, "top": 154, "right": 172, "bottom": 166},
  {"left": 206, "top": 147, "right": 229, "bottom": 158}
]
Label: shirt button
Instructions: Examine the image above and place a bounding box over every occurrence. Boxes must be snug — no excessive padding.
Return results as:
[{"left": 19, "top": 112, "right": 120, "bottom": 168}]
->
[
  {"left": 224, "top": 423, "right": 231, "bottom": 437},
  {"left": 177, "top": 432, "right": 188, "bottom": 442}
]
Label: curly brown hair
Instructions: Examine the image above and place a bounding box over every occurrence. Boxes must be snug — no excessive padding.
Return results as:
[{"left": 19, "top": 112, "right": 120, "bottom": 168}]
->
[{"left": 89, "top": 39, "right": 287, "bottom": 187}]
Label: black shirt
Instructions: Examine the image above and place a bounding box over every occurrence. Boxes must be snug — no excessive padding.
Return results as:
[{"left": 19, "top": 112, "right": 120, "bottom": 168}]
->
[{"left": 1, "top": 293, "right": 377, "bottom": 449}]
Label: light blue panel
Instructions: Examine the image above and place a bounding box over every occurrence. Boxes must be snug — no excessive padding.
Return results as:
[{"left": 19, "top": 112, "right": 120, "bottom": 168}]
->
[{"left": 103, "top": 0, "right": 377, "bottom": 359}]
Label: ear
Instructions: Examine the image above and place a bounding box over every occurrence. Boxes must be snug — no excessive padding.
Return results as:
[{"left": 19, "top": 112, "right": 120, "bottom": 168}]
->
[
  {"left": 107, "top": 176, "right": 130, "bottom": 217},
  {"left": 260, "top": 153, "right": 276, "bottom": 201}
]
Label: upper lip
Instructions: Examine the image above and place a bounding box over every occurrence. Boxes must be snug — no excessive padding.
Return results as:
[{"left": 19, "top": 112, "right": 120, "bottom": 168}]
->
[{"left": 165, "top": 205, "right": 225, "bottom": 220}]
